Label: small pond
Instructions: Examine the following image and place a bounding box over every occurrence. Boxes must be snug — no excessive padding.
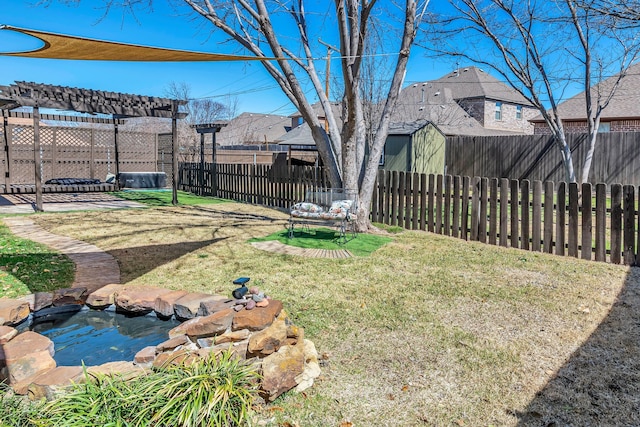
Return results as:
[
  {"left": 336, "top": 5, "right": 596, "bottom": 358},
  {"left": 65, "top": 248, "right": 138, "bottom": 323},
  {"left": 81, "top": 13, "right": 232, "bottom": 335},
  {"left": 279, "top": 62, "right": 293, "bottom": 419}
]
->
[{"left": 19, "top": 308, "right": 180, "bottom": 366}]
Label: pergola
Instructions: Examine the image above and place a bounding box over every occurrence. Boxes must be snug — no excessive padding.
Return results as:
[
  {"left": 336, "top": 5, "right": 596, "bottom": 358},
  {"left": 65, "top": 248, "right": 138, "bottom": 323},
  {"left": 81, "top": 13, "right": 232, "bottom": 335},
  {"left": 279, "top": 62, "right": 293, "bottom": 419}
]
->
[{"left": 0, "top": 81, "right": 187, "bottom": 211}]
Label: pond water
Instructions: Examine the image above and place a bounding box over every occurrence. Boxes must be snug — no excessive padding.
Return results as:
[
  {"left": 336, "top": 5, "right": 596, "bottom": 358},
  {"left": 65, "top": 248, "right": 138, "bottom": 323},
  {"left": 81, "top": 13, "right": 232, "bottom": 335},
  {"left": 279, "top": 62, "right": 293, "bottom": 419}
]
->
[{"left": 23, "top": 309, "right": 180, "bottom": 366}]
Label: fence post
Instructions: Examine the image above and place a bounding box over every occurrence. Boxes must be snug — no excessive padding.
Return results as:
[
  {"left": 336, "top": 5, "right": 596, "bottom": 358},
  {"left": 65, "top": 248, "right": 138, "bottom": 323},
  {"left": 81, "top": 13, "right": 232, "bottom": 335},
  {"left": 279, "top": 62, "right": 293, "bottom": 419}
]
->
[
  {"left": 610, "top": 183, "right": 622, "bottom": 264},
  {"left": 461, "top": 176, "right": 471, "bottom": 240},
  {"left": 489, "top": 178, "right": 498, "bottom": 245},
  {"left": 544, "top": 181, "right": 554, "bottom": 253},
  {"left": 470, "top": 176, "right": 481, "bottom": 241},
  {"left": 444, "top": 175, "right": 452, "bottom": 236},
  {"left": 556, "top": 182, "right": 566, "bottom": 256},
  {"left": 510, "top": 179, "right": 520, "bottom": 248},
  {"left": 581, "top": 183, "right": 593, "bottom": 261},
  {"left": 623, "top": 184, "right": 636, "bottom": 266},
  {"left": 428, "top": 174, "right": 435, "bottom": 232},
  {"left": 398, "top": 172, "right": 406, "bottom": 229},
  {"left": 479, "top": 177, "right": 488, "bottom": 243},
  {"left": 521, "top": 180, "right": 530, "bottom": 251},
  {"left": 568, "top": 182, "right": 579, "bottom": 258},
  {"left": 420, "top": 173, "right": 428, "bottom": 231},
  {"left": 532, "top": 181, "right": 542, "bottom": 252},
  {"left": 436, "top": 174, "right": 444, "bottom": 234},
  {"left": 452, "top": 175, "right": 461, "bottom": 238},
  {"left": 412, "top": 173, "right": 420, "bottom": 230},
  {"left": 391, "top": 171, "right": 399, "bottom": 227},
  {"left": 500, "top": 178, "right": 509, "bottom": 247}
]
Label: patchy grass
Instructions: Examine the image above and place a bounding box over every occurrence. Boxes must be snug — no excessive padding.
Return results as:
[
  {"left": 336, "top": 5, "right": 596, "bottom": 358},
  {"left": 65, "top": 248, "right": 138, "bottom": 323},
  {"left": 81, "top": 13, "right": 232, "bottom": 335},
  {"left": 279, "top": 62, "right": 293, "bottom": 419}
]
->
[
  {"left": 249, "top": 227, "right": 392, "bottom": 257},
  {"left": 110, "top": 190, "right": 230, "bottom": 207},
  {"left": 25, "top": 202, "right": 639, "bottom": 426},
  {"left": 0, "top": 223, "right": 74, "bottom": 298}
]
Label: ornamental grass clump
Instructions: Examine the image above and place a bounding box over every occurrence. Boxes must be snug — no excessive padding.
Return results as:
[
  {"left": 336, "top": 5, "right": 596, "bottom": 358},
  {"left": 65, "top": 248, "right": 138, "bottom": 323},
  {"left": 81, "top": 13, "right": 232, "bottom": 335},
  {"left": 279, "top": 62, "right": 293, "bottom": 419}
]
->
[
  {"left": 0, "top": 384, "right": 43, "bottom": 427},
  {"left": 139, "top": 350, "right": 260, "bottom": 427},
  {"left": 40, "top": 350, "right": 260, "bottom": 427}
]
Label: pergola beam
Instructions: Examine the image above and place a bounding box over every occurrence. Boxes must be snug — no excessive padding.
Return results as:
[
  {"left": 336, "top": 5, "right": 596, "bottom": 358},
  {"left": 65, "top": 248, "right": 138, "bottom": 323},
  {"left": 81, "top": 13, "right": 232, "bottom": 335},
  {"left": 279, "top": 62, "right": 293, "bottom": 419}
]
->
[{"left": 0, "top": 81, "right": 188, "bottom": 210}]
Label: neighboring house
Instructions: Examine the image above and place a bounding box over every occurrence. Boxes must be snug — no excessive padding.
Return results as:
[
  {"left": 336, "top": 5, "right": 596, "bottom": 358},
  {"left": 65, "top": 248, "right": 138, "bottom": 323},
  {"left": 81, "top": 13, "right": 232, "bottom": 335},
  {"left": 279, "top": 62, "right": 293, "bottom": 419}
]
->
[
  {"left": 393, "top": 66, "right": 538, "bottom": 136},
  {"left": 216, "top": 112, "right": 290, "bottom": 146},
  {"left": 381, "top": 121, "right": 446, "bottom": 175},
  {"left": 531, "top": 62, "right": 640, "bottom": 134}
]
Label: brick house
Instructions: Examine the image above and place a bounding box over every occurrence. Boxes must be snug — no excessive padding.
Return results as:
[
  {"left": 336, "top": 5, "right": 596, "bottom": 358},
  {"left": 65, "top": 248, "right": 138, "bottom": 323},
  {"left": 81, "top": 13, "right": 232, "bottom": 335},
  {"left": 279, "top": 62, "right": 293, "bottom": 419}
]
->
[
  {"left": 531, "top": 62, "right": 640, "bottom": 134},
  {"left": 393, "top": 66, "right": 538, "bottom": 136}
]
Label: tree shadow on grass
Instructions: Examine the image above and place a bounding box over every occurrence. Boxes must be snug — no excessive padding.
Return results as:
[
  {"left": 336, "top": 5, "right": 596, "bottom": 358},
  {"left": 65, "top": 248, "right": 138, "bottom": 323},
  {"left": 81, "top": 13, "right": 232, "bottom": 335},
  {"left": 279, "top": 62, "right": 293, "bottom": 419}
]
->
[
  {"left": 108, "top": 238, "right": 227, "bottom": 283},
  {"left": 516, "top": 267, "right": 640, "bottom": 426}
]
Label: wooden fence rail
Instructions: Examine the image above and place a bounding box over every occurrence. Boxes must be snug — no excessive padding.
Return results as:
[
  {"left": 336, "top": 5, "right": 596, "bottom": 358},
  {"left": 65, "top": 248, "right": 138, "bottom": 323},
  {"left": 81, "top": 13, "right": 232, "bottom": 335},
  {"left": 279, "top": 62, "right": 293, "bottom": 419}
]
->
[{"left": 179, "top": 163, "right": 639, "bottom": 266}]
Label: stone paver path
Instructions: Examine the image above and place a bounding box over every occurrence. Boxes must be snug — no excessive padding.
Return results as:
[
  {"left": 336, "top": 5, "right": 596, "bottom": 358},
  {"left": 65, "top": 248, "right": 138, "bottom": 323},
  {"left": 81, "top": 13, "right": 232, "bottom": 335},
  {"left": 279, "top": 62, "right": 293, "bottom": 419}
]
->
[
  {"left": 2, "top": 217, "right": 120, "bottom": 293},
  {"left": 251, "top": 240, "right": 352, "bottom": 258}
]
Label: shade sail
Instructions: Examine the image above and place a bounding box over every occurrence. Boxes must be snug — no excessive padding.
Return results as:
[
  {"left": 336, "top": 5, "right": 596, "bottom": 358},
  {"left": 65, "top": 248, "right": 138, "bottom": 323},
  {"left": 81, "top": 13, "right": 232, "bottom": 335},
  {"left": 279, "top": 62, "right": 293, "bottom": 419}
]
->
[{"left": 0, "top": 25, "right": 267, "bottom": 62}]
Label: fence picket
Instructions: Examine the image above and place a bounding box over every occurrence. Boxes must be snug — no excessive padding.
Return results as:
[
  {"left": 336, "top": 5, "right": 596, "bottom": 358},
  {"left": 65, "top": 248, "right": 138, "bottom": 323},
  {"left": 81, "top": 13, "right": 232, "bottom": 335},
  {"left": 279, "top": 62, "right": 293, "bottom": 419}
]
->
[
  {"left": 611, "top": 184, "right": 622, "bottom": 264},
  {"left": 568, "top": 183, "right": 579, "bottom": 258},
  {"left": 581, "top": 183, "right": 592, "bottom": 261}
]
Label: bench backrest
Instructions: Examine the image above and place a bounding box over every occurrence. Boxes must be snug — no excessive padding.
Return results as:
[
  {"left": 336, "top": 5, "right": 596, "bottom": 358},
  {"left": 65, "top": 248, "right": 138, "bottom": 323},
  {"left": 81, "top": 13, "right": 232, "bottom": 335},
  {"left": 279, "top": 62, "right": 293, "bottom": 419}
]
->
[{"left": 304, "top": 188, "right": 357, "bottom": 210}]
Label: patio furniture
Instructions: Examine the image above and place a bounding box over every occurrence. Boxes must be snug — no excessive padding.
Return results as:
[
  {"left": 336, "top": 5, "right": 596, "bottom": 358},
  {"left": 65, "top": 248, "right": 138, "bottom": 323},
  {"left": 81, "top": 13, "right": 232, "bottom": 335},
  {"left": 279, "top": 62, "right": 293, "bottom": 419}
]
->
[{"left": 288, "top": 188, "right": 358, "bottom": 244}]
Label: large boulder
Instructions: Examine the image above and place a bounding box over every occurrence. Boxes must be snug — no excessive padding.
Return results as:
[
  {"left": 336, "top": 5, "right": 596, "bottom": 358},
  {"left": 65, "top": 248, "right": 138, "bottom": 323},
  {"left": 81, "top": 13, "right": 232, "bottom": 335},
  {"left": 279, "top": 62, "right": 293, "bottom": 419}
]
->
[
  {"left": 27, "top": 366, "right": 85, "bottom": 400},
  {"left": 173, "top": 293, "right": 227, "bottom": 320},
  {"left": 115, "top": 286, "right": 173, "bottom": 314},
  {"left": 168, "top": 308, "right": 235, "bottom": 339},
  {"left": 260, "top": 341, "right": 305, "bottom": 401}
]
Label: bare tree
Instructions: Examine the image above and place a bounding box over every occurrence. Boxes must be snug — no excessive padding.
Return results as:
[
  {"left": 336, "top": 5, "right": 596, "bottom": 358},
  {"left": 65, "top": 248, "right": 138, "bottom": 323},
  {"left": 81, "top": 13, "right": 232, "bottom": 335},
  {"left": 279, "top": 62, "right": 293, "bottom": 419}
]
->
[
  {"left": 429, "top": 0, "right": 640, "bottom": 183},
  {"left": 164, "top": 81, "right": 234, "bottom": 162},
  {"left": 580, "top": 0, "right": 640, "bottom": 23},
  {"left": 67, "top": 0, "right": 430, "bottom": 230}
]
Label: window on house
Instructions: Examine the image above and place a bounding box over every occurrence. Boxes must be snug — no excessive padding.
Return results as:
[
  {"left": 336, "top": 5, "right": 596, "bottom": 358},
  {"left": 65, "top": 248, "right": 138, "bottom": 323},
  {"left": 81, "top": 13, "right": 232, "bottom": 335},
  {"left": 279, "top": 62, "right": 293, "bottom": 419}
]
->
[
  {"left": 516, "top": 105, "right": 522, "bottom": 120},
  {"left": 598, "top": 122, "right": 611, "bottom": 133},
  {"left": 495, "top": 102, "right": 502, "bottom": 120}
]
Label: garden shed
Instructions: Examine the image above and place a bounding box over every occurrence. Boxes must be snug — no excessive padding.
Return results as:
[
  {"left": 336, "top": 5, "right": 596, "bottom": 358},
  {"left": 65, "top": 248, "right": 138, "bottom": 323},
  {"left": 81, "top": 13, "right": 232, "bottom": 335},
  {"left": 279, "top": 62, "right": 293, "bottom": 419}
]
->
[{"left": 381, "top": 120, "right": 446, "bottom": 175}]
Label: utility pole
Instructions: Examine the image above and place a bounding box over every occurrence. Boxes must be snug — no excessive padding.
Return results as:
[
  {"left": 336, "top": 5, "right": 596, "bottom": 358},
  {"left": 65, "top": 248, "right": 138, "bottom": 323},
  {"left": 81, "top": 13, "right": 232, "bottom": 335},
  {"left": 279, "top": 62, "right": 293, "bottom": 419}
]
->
[{"left": 318, "top": 39, "right": 339, "bottom": 133}]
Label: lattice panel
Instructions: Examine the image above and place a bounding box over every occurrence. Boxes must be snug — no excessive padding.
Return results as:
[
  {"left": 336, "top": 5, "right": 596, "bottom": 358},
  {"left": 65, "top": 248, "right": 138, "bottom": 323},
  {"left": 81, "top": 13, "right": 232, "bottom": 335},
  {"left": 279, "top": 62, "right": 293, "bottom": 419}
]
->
[
  {"left": 5, "top": 125, "right": 160, "bottom": 184},
  {"left": 11, "top": 126, "right": 36, "bottom": 184},
  {"left": 117, "top": 131, "right": 156, "bottom": 173},
  {"left": 94, "top": 129, "right": 117, "bottom": 178},
  {"left": 53, "top": 127, "right": 92, "bottom": 179}
]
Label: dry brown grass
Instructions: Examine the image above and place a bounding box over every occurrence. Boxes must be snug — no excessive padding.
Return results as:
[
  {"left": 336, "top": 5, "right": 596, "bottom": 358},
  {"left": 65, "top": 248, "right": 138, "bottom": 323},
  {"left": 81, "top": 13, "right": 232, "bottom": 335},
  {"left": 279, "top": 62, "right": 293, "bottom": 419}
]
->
[{"left": 31, "top": 202, "right": 640, "bottom": 426}]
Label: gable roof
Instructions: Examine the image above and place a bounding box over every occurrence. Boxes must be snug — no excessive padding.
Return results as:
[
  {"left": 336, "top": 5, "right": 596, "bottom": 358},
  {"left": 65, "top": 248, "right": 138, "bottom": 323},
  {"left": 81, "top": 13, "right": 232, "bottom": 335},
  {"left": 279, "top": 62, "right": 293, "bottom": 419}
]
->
[
  {"left": 216, "top": 112, "right": 290, "bottom": 145},
  {"left": 533, "top": 61, "right": 640, "bottom": 122},
  {"left": 426, "top": 66, "right": 532, "bottom": 105}
]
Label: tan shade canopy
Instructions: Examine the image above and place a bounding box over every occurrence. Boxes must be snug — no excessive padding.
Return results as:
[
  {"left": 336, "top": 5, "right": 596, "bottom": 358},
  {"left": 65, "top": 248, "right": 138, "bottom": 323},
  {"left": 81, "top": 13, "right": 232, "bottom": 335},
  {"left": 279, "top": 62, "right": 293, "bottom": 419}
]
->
[{"left": 0, "top": 25, "right": 266, "bottom": 62}]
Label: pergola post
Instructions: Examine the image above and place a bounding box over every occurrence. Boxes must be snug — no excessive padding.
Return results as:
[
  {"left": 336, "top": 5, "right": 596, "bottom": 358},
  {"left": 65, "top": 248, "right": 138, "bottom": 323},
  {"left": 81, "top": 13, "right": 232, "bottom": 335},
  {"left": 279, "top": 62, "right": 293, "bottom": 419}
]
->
[
  {"left": 2, "top": 110, "right": 10, "bottom": 190},
  {"left": 32, "top": 106, "right": 43, "bottom": 212},
  {"left": 114, "top": 120, "right": 121, "bottom": 185},
  {"left": 199, "top": 132, "right": 205, "bottom": 196},
  {"left": 172, "top": 100, "right": 179, "bottom": 205}
]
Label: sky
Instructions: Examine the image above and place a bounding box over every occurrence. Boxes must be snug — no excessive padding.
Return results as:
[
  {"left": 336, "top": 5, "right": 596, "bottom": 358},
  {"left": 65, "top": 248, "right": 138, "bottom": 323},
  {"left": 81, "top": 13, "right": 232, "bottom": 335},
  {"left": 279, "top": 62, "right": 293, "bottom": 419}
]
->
[{"left": 0, "top": 1, "right": 458, "bottom": 118}]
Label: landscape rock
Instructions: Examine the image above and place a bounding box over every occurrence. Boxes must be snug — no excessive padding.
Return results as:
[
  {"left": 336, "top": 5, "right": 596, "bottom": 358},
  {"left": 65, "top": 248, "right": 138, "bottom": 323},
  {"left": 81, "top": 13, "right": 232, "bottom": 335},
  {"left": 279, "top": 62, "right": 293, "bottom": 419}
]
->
[
  {"left": 154, "top": 290, "right": 188, "bottom": 318},
  {"left": 86, "top": 361, "right": 148, "bottom": 381},
  {"left": 0, "top": 298, "right": 31, "bottom": 326},
  {"left": 215, "top": 329, "right": 251, "bottom": 345},
  {"left": 295, "top": 339, "right": 322, "bottom": 392},
  {"left": 0, "top": 325, "right": 17, "bottom": 344},
  {"left": 85, "top": 284, "right": 124, "bottom": 308},
  {"left": 248, "top": 315, "right": 288, "bottom": 357},
  {"left": 233, "top": 300, "right": 283, "bottom": 331},
  {"left": 198, "top": 298, "right": 237, "bottom": 316},
  {"left": 18, "top": 292, "right": 54, "bottom": 312},
  {"left": 8, "top": 351, "right": 57, "bottom": 395},
  {"left": 115, "top": 286, "right": 173, "bottom": 314},
  {"left": 198, "top": 340, "right": 249, "bottom": 360},
  {"left": 260, "top": 341, "right": 305, "bottom": 401},
  {"left": 134, "top": 346, "right": 157, "bottom": 364},
  {"left": 52, "top": 287, "right": 88, "bottom": 306},
  {"left": 174, "top": 293, "right": 226, "bottom": 320},
  {"left": 1, "top": 331, "right": 55, "bottom": 361},
  {"left": 156, "top": 335, "right": 190, "bottom": 352},
  {"left": 27, "top": 366, "right": 85, "bottom": 400},
  {"left": 169, "top": 308, "right": 235, "bottom": 339}
]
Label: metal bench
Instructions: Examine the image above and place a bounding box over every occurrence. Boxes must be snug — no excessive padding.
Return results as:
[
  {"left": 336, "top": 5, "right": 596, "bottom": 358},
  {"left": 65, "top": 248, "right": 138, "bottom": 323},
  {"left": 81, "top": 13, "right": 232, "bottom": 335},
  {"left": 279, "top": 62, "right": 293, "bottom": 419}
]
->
[{"left": 288, "top": 188, "right": 358, "bottom": 244}]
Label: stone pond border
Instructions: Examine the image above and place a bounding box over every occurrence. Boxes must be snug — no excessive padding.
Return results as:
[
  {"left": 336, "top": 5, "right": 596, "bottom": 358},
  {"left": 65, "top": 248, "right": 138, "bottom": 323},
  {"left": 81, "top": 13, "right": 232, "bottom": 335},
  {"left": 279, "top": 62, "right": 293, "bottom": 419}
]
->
[{"left": 0, "top": 284, "right": 321, "bottom": 402}]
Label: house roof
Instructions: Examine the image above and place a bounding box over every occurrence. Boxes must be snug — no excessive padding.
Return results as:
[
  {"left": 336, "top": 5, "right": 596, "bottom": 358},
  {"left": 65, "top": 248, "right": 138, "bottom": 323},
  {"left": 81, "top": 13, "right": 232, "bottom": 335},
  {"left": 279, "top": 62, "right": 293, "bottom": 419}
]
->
[
  {"left": 420, "top": 66, "right": 532, "bottom": 105},
  {"left": 216, "top": 112, "right": 290, "bottom": 145},
  {"left": 531, "top": 61, "right": 640, "bottom": 122}
]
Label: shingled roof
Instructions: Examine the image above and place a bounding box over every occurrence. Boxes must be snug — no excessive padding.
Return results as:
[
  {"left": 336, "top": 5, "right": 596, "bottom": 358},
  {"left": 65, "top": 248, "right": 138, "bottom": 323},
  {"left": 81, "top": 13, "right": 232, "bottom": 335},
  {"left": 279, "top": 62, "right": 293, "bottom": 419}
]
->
[
  {"left": 419, "top": 66, "right": 532, "bottom": 105},
  {"left": 216, "top": 112, "right": 290, "bottom": 145},
  {"left": 531, "top": 61, "right": 640, "bottom": 122}
]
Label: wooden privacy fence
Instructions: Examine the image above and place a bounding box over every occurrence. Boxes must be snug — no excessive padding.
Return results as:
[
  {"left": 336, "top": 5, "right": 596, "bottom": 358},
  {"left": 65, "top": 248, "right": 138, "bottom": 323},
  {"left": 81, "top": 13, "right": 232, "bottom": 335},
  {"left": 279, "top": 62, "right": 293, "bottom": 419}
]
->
[
  {"left": 371, "top": 170, "right": 636, "bottom": 265},
  {"left": 179, "top": 162, "right": 328, "bottom": 209},
  {"left": 179, "top": 162, "right": 639, "bottom": 266}
]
